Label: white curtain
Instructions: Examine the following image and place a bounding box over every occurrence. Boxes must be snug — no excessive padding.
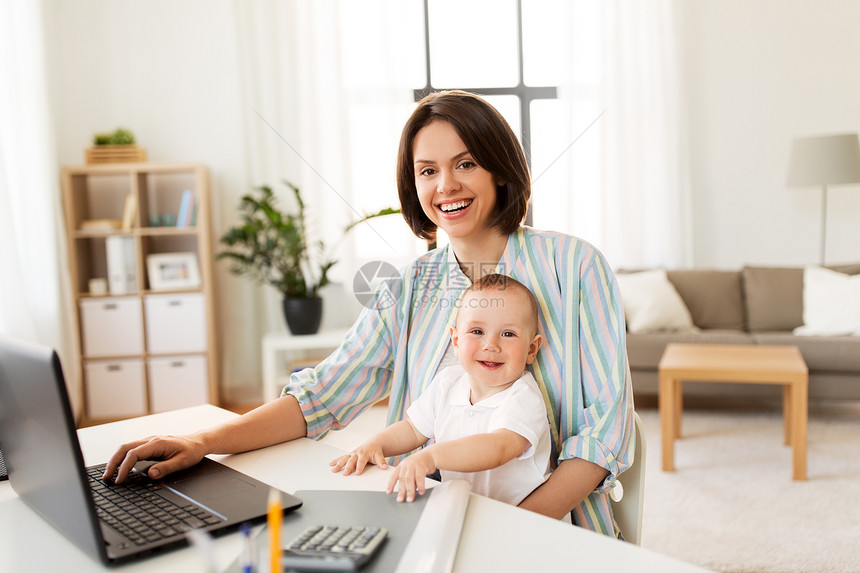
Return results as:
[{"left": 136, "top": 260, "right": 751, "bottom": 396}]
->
[
  {"left": 0, "top": 1, "right": 77, "bottom": 408},
  {"left": 600, "top": 0, "right": 692, "bottom": 269},
  {"left": 222, "top": 1, "right": 419, "bottom": 397}
]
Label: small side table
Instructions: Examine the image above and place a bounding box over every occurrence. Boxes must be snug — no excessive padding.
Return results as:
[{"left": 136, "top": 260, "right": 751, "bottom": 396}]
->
[
  {"left": 658, "top": 343, "right": 809, "bottom": 480},
  {"left": 261, "top": 329, "right": 348, "bottom": 402}
]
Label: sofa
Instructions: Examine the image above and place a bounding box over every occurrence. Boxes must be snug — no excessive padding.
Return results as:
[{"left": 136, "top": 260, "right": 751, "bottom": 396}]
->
[{"left": 616, "top": 263, "right": 860, "bottom": 401}]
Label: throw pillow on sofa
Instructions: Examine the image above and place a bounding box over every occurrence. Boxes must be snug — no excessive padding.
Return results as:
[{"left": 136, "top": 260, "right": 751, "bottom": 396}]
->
[
  {"left": 616, "top": 270, "right": 698, "bottom": 333},
  {"left": 794, "top": 266, "right": 860, "bottom": 336}
]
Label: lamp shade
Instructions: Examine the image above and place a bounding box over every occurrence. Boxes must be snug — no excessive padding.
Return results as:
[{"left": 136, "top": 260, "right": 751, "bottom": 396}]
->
[{"left": 786, "top": 133, "right": 860, "bottom": 187}]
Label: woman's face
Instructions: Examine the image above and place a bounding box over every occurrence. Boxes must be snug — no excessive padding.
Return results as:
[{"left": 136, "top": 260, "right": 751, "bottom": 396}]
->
[{"left": 412, "top": 120, "right": 500, "bottom": 243}]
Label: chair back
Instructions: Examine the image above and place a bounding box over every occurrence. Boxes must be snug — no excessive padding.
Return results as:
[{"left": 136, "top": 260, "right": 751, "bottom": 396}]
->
[{"left": 611, "top": 411, "right": 646, "bottom": 544}]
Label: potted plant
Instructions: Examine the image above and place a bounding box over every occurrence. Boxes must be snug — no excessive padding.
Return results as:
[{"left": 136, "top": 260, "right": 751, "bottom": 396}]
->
[
  {"left": 217, "top": 181, "right": 399, "bottom": 334},
  {"left": 86, "top": 127, "right": 147, "bottom": 164}
]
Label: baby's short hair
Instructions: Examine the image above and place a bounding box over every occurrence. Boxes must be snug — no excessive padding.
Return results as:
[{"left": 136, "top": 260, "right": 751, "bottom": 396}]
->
[{"left": 462, "top": 274, "right": 539, "bottom": 331}]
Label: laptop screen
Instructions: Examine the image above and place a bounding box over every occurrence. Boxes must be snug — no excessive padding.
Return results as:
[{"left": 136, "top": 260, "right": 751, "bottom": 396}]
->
[{"left": 0, "top": 337, "right": 108, "bottom": 563}]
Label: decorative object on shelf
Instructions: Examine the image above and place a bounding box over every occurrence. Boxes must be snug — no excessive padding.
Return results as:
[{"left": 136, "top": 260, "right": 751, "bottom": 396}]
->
[
  {"left": 88, "top": 278, "right": 108, "bottom": 296},
  {"left": 148, "top": 213, "right": 177, "bottom": 227},
  {"left": 787, "top": 133, "right": 860, "bottom": 265},
  {"left": 147, "top": 252, "right": 201, "bottom": 291},
  {"left": 217, "top": 181, "right": 399, "bottom": 335},
  {"left": 86, "top": 127, "right": 147, "bottom": 164}
]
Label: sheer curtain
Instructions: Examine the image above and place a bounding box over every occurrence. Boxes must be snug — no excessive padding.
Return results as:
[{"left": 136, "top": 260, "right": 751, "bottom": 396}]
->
[
  {"left": 223, "top": 1, "right": 420, "bottom": 393},
  {"left": 0, "top": 0, "right": 77, "bottom": 408},
  {"left": 532, "top": 0, "right": 690, "bottom": 270},
  {"left": 600, "top": 0, "right": 691, "bottom": 269}
]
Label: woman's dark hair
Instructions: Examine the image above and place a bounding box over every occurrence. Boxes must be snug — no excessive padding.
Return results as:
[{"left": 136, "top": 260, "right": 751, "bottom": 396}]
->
[{"left": 396, "top": 90, "right": 531, "bottom": 241}]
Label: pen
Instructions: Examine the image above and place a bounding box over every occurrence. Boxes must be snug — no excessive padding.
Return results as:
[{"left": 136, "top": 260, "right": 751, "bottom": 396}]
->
[
  {"left": 240, "top": 522, "right": 254, "bottom": 573},
  {"left": 268, "top": 489, "right": 282, "bottom": 573}
]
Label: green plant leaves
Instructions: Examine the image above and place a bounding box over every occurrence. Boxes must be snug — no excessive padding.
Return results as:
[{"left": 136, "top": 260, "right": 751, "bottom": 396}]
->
[
  {"left": 217, "top": 181, "right": 400, "bottom": 298},
  {"left": 92, "top": 127, "right": 136, "bottom": 145}
]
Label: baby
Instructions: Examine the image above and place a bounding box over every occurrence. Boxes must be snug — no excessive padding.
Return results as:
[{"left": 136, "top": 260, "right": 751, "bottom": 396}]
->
[{"left": 331, "top": 274, "right": 551, "bottom": 506}]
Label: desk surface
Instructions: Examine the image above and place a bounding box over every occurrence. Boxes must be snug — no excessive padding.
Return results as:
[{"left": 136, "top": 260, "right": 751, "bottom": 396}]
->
[{"left": 0, "top": 405, "right": 709, "bottom": 572}]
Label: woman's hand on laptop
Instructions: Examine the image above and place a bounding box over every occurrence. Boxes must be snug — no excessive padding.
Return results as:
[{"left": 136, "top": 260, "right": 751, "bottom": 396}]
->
[
  {"left": 102, "top": 434, "right": 206, "bottom": 484},
  {"left": 330, "top": 441, "right": 388, "bottom": 476}
]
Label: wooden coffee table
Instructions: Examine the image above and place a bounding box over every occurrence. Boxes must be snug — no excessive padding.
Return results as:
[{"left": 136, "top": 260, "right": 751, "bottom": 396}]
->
[{"left": 658, "top": 343, "right": 809, "bottom": 480}]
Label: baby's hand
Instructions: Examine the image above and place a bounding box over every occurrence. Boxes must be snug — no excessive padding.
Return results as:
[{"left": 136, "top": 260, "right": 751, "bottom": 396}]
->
[
  {"left": 329, "top": 442, "right": 388, "bottom": 476},
  {"left": 386, "top": 450, "right": 436, "bottom": 502}
]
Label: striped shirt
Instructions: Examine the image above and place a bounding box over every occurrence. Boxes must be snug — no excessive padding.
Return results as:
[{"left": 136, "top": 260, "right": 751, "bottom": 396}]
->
[{"left": 284, "top": 226, "right": 635, "bottom": 536}]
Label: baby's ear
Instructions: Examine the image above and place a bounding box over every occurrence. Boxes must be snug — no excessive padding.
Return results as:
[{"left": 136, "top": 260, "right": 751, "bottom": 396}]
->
[
  {"left": 449, "top": 324, "right": 459, "bottom": 350},
  {"left": 525, "top": 333, "right": 543, "bottom": 364}
]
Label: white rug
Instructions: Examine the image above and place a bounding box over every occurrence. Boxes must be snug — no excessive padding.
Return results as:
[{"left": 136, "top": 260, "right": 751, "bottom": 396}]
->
[{"left": 637, "top": 406, "right": 860, "bottom": 573}]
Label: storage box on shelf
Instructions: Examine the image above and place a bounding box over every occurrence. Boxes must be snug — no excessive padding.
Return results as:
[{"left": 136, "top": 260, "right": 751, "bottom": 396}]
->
[{"left": 61, "top": 163, "right": 219, "bottom": 423}]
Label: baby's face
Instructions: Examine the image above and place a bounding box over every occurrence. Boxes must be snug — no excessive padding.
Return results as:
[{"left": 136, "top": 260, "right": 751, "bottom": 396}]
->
[{"left": 451, "top": 288, "right": 542, "bottom": 393}]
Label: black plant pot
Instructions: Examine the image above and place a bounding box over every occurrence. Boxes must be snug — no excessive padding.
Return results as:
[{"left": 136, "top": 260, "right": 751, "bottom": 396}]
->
[{"left": 282, "top": 296, "right": 323, "bottom": 335}]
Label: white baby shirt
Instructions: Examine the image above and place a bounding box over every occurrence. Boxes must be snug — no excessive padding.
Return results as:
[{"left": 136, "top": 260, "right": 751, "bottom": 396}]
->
[{"left": 406, "top": 366, "right": 552, "bottom": 506}]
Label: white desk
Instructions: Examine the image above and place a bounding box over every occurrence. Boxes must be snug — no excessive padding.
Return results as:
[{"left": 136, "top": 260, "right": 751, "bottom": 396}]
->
[
  {"left": 261, "top": 329, "right": 348, "bottom": 401},
  {"left": 0, "top": 405, "right": 710, "bottom": 573}
]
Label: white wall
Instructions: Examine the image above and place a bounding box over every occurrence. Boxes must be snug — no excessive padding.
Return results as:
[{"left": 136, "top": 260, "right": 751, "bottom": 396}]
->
[{"left": 676, "top": 0, "right": 860, "bottom": 268}]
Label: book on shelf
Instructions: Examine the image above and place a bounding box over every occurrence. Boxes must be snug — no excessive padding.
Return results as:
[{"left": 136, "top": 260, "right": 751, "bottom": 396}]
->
[
  {"left": 105, "top": 236, "right": 136, "bottom": 294},
  {"left": 120, "top": 193, "right": 137, "bottom": 230},
  {"left": 80, "top": 219, "right": 121, "bottom": 232},
  {"left": 176, "top": 189, "right": 195, "bottom": 228}
]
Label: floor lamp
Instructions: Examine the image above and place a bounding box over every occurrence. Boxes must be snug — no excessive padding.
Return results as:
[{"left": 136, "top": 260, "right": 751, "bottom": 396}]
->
[{"left": 787, "top": 133, "right": 860, "bottom": 265}]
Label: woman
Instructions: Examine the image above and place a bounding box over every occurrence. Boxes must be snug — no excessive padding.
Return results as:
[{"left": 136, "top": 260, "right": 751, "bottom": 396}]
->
[{"left": 105, "top": 90, "right": 634, "bottom": 537}]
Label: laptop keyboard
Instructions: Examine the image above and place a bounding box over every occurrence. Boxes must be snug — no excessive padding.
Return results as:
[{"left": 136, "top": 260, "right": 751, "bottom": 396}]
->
[{"left": 87, "top": 466, "right": 223, "bottom": 546}]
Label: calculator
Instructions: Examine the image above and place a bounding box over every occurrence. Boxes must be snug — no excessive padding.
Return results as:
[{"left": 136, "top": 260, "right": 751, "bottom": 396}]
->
[{"left": 281, "top": 525, "right": 388, "bottom": 572}]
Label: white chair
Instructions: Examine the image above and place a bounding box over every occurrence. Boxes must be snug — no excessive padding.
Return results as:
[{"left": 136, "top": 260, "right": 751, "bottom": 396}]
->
[{"left": 611, "top": 411, "right": 646, "bottom": 545}]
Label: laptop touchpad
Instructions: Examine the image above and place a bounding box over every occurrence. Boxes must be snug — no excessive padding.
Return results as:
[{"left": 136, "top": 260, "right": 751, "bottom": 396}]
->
[{"left": 170, "top": 471, "right": 256, "bottom": 501}]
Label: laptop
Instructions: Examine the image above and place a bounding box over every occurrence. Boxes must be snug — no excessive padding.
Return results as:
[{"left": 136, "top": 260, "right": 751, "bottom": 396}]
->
[{"left": 0, "top": 335, "right": 303, "bottom": 565}]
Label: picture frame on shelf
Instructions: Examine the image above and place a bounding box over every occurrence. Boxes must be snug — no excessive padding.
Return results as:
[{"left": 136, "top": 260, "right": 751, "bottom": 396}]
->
[{"left": 147, "top": 252, "right": 201, "bottom": 291}]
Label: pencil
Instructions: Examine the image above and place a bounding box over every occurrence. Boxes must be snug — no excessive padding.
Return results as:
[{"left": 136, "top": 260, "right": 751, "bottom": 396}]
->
[{"left": 268, "top": 489, "right": 282, "bottom": 573}]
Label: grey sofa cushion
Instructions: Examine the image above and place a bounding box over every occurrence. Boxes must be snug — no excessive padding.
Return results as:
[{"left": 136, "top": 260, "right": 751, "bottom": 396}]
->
[
  {"left": 742, "top": 266, "right": 804, "bottom": 332},
  {"left": 666, "top": 270, "right": 745, "bottom": 330},
  {"left": 742, "top": 264, "right": 860, "bottom": 332},
  {"left": 753, "top": 332, "right": 860, "bottom": 372}
]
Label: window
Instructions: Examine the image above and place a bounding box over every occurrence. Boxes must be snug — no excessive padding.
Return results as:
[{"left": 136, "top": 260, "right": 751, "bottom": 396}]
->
[
  {"left": 331, "top": 1, "right": 602, "bottom": 277},
  {"left": 414, "top": 0, "right": 602, "bottom": 245}
]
